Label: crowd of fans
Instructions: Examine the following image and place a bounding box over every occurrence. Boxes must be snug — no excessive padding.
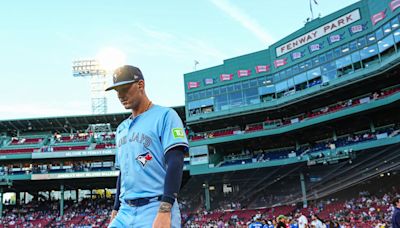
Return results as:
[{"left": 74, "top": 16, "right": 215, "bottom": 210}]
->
[
  {"left": 31, "top": 161, "right": 115, "bottom": 174},
  {"left": 52, "top": 131, "right": 89, "bottom": 143},
  {"left": 188, "top": 87, "right": 400, "bottom": 142},
  {"left": 184, "top": 187, "right": 400, "bottom": 227},
  {"left": 0, "top": 160, "right": 115, "bottom": 176},
  {"left": 218, "top": 124, "right": 400, "bottom": 167},
  {"left": 0, "top": 200, "right": 60, "bottom": 227},
  {"left": 0, "top": 186, "right": 398, "bottom": 227},
  {"left": 0, "top": 198, "right": 112, "bottom": 228}
]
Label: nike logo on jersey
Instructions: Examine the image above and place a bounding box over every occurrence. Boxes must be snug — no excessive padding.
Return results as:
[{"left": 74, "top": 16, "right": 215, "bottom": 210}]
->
[{"left": 136, "top": 152, "right": 153, "bottom": 167}]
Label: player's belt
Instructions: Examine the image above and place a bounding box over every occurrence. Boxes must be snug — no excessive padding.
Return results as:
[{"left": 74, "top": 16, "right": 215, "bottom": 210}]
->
[{"left": 125, "top": 195, "right": 162, "bottom": 207}]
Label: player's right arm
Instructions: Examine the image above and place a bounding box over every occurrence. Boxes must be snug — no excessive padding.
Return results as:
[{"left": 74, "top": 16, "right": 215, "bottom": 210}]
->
[
  {"left": 110, "top": 170, "right": 121, "bottom": 223},
  {"left": 111, "top": 126, "right": 123, "bottom": 221}
]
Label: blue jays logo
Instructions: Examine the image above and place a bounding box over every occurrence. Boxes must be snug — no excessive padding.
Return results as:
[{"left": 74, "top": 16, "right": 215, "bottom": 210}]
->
[
  {"left": 113, "top": 68, "right": 123, "bottom": 83},
  {"left": 136, "top": 151, "right": 153, "bottom": 167}
]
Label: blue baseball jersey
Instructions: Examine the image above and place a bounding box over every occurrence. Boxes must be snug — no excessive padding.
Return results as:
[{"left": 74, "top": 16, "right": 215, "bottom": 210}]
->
[
  {"left": 115, "top": 105, "right": 188, "bottom": 201},
  {"left": 263, "top": 224, "right": 274, "bottom": 228},
  {"left": 249, "top": 222, "right": 264, "bottom": 228}
]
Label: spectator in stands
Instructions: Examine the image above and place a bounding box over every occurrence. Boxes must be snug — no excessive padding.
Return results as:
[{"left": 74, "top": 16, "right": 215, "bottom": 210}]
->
[
  {"left": 326, "top": 220, "right": 337, "bottom": 228},
  {"left": 373, "top": 92, "right": 379, "bottom": 100},
  {"left": 296, "top": 211, "right": 308, "bottom": 228},
  {"left": 310, "top": 214, "right": 324, "bottom": 228},
  {"left": 320, "top": 107, "right": 329, "bottom": 113},
  {"left": 276, "top": 215, "right": 287, "bottom": 228},
  {"left": 248, "top": 218, "right": 263, "bottom": 228},
  {"left": 217, "top": 219, "right": 224, "bottom": 228},
  {"left": 392, "top": 196, "right": 400, "bottom": 228}
]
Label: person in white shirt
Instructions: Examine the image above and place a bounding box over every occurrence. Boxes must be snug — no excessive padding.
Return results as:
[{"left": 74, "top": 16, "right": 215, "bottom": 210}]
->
[
  {"left": 311, "top": 214, "right": 325, "bottom": 228},
  {"left": 296, "top": 212, "right": 308, "bottom": 228}
]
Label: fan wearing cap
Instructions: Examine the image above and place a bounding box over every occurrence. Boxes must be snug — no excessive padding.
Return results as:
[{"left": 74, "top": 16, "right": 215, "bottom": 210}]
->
[
  {"left": 276, "top": 215, "right": 287, "bottom": 228},
  {"left": 107, "top": 65, "right": 189, "bottom": 228}
]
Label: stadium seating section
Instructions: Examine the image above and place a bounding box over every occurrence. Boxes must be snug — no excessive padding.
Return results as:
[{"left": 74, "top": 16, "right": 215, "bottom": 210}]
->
[
  {"left": 189, "top": 86, "right": 400, "bottom": 142},
  {"left": 0, "top": 132, "right": 116, "bottom": 155},
  {"left": 0, "top": 188, "right": 397, "bottom": 227}
]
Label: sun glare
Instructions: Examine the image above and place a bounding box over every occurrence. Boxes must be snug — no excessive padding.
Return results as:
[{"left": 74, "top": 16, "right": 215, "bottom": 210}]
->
[{"left": 96, "top": 47, "right": 126, "bottom": 73}]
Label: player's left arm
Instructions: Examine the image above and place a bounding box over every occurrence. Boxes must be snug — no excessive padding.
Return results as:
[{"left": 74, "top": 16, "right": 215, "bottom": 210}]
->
[
  {"left": 153, "top": 109, "right": 188, "bottom": 228},
  {"left": 161, "top": 146, "right": 186, "bottom": 204},
  {"left": 153, "top": 146, "right": 185, "bottom": 228}
]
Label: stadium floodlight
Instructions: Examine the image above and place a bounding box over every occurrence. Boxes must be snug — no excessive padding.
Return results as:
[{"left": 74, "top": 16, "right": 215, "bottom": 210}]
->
[{"left": 72, "top": 59, "right": 108, "bottom": 114}]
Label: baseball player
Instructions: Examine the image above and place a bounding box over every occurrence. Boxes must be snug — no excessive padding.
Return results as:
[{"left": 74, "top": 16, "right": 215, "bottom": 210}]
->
[{"left": 106, "top": 65, "right": 188, "bottom": 228}]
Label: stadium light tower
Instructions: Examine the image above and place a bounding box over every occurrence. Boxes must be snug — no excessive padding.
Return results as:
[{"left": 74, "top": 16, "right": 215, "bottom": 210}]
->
[
  {"left": 72, "top": 59, "right": 108, "bottom": 114},
  {"left": 72, "top": 47, "right": 126, "bottom": 114}
]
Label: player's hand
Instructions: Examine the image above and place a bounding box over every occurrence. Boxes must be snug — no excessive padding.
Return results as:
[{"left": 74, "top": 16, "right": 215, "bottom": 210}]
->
[
  {"left": 152, "top": 212, "right": 171, "bottom": 228},
  {"left": 110, "top": 210, "right": 118, "bottom": 223}
]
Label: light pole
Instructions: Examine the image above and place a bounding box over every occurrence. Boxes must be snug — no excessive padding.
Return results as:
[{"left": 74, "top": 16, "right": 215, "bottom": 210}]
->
[{"left": 72, "top": 59, "right": 108, "bottom": 114}]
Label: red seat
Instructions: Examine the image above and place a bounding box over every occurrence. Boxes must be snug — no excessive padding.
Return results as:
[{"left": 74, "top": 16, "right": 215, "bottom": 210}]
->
[
  {"left": 52, "top": 145, "right": 87, "bottom": 151},
  {"left": 0, "top": 147, "right": 37, "bottom": 154}
]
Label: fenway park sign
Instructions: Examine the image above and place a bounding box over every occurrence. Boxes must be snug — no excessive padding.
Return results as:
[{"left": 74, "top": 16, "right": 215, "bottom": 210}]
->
[{"left": 276, "top": 9, "right": 361, "bottom": 57}]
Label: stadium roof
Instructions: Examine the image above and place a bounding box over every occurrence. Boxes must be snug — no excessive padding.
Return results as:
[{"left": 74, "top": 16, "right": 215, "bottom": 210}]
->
[{"left": 0, "top": 105, "right": 185, "bottom": 134}]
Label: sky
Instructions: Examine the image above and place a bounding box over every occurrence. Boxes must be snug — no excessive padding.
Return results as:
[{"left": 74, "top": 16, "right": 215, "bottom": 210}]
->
[{"left": 0, "top": 0, "right": 359, "bottom": 120}]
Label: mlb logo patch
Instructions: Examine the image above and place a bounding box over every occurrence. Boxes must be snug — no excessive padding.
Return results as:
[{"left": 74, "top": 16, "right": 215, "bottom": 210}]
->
[{"left": 172, "top": 128, "right": 185, "bottom": 139}]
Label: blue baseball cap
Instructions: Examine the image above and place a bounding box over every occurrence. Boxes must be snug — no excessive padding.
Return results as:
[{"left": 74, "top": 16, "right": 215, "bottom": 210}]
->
[{"left": 105, "top": 65, "right": 144, "bottom": 91}]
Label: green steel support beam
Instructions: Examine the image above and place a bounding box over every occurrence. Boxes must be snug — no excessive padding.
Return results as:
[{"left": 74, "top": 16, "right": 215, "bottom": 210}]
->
[
  {"left": 333, "top": 129, "right": 337, "bottom": 141},
  {"left": 60, "top": 184, "right": 64, "bottom": 217},
  {"left": 16, "top": 192, "right": 20, "bottom": 206},
  {"left": 0, "top": 188, "right": 3, "bottom": 218},
  {"left": 370, "top": 121, "right": 375, "bottom": 133},
  {"left": 300, "top": 172, "right": 307, "bottom": 208},
  {"left": 204, "top": 183, "right": 210, "bottom": 211}
]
